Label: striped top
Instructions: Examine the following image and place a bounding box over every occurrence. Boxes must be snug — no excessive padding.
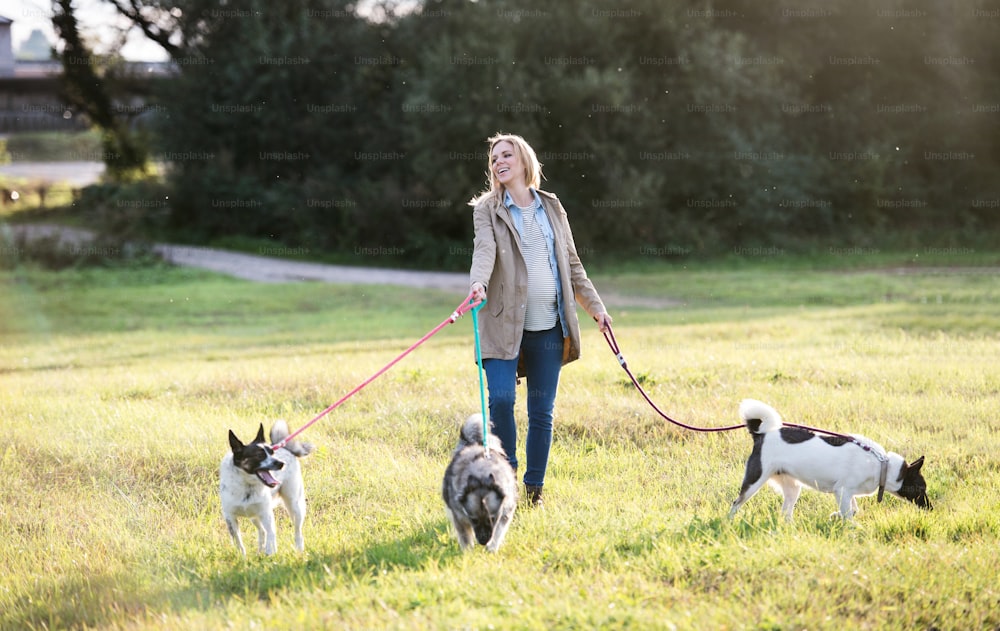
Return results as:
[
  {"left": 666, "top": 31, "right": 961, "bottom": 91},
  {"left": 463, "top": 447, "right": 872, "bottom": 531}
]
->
[{"left": 515, "top": 200, "right": 559, "bottom": 331}]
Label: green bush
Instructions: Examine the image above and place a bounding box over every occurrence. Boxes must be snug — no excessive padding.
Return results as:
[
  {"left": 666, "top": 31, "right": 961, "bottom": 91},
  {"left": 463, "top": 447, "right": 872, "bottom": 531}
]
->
[{"left": 55, "top": 0, "right": 1000, "bottom": 262}]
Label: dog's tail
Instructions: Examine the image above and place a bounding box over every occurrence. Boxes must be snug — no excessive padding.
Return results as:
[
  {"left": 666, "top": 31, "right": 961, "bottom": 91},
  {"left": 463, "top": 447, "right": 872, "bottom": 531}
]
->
[
  {"left": 739, "top": 399, "right": 783, "bottom": 434},
  {"left": 458, "top": 414, "right": 503, "bottom": 452},
  {"left": 270, "top": 420, "right": 316, "bottom": 458}
]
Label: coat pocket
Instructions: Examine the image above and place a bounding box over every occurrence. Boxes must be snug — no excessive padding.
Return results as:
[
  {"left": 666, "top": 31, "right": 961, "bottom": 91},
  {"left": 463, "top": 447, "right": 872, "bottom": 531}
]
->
[{"left": 489, "top": 283, "right": 504, "bottom": 317}]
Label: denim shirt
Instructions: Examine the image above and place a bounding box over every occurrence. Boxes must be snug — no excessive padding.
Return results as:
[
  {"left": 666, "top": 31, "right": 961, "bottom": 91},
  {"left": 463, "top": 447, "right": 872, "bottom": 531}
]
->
[{"left": 503, "top": 189, "right": 567, "bottom": 337}]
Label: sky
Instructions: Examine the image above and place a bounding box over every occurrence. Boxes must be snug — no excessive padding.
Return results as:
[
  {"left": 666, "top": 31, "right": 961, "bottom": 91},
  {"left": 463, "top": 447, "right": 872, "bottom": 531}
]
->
[{"left": 0, "top": 0, "right": 169, "bottom": 61}]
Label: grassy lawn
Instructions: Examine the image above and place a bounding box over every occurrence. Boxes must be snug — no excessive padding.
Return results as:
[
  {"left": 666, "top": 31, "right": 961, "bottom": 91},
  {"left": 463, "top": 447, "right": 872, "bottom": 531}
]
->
[{"left": 1, "top": 260, "right": 998, "bottom": 629}]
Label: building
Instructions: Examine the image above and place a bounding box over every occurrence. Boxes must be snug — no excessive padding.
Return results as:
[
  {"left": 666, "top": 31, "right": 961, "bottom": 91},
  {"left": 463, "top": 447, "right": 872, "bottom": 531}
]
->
[
  {"left": 0, "top": 14, "right": 171, "bottom": 133},
  {"left": 0, "top": 16, "right": 14, "bottom": 77},
  {"left": 0, "top": 14, "right": 80, "bottom": 132}
]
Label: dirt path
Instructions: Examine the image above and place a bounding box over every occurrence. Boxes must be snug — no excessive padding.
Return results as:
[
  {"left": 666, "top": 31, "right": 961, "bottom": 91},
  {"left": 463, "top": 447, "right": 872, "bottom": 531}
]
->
[
  {"left": 6, "top": 223, "right": 467, "bottom": 290},
  {"left": 153, "top": 243, "right": 470, "bottom": 291},
  {"left": 6, "top": 223, "right": 685, "bottom": 308}
]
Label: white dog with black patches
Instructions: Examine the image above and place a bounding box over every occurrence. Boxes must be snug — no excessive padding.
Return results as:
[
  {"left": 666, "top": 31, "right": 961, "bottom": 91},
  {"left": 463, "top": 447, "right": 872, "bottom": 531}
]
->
[
  {"left": 729, "top": 399, "right": 932, "bottom": 521},
  {"left": 220, "top": 421, "right": 315, "bottom": 555}
]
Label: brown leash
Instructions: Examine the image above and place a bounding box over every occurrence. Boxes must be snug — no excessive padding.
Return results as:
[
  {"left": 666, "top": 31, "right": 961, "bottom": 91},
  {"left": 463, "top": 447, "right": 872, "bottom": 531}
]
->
[{"left": 603, "top": 324, "right": 892, "bottom": 499}]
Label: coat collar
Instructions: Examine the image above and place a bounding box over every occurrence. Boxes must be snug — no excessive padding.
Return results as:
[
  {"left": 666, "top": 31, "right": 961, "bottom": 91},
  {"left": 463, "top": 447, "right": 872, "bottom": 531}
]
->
[
  {"left": 494, "top": 188, "right": 555, "bottom": 224},
  {"left": 495, "top": 188, "right": 559, "bottom": 249},
  {"left": 503, "top": 188, "right": 543, "bottom": 210}
]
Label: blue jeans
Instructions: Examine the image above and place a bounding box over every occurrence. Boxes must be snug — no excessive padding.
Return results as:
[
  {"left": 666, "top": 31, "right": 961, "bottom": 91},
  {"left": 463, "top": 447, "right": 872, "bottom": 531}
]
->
[{"left": 483, "top": 324, "right": 563, "bottom": 487}]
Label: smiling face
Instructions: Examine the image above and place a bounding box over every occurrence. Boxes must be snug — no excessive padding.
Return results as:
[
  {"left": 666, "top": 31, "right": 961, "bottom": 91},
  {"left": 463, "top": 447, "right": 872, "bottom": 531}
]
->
[
  {"left": 490, "top": 140, "right": 525, "bottom": 190},
  {"left": 484, "top": 133, "right": 543, "bottom": 195}
]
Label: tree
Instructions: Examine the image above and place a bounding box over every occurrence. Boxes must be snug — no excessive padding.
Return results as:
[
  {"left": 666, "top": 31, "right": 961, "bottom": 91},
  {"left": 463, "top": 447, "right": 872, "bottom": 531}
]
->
[
  {"left": 86, "top": 0, "right": 1000, "bottom": 261},
  {"left": 51, "top": 0, "right": 150, "bottom": 181}
]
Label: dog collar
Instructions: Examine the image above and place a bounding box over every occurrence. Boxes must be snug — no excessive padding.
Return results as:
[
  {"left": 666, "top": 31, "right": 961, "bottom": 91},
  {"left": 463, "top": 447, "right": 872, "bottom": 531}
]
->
[
  {"left": 847, "top": 437, "right": 889, "bottom": 503},
  {"left": 877, "top": 459, "right": 888, "bottom": 503}
]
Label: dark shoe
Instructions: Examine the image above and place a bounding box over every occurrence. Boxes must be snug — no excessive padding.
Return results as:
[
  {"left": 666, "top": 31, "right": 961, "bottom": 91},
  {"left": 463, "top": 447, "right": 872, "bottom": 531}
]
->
[{"left": 524, "top": 484, "right": 544, "bottom": 507}]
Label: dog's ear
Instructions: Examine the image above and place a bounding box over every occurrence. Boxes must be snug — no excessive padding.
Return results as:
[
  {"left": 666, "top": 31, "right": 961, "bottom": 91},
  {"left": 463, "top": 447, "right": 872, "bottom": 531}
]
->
[
  {"left": 228, "top": 430, "right": 244, "bottom": 453},
  {"left": 909, "top": 456, "right": 925, "bottom": 471},
  {"left": 254, "top": 423, "right": 266, "bottom": 444}
]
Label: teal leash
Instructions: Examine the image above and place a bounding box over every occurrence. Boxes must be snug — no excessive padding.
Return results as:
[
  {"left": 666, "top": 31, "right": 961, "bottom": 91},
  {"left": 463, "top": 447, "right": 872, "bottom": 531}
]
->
[{"left": 470, "top": 297, "right": 490, "bottom": 455}]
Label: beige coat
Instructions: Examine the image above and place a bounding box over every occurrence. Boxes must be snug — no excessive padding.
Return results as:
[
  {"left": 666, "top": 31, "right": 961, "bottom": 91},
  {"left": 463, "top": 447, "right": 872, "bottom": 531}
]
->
[{"left": 469, "top": 189, "right": 607, "bottom": 370}]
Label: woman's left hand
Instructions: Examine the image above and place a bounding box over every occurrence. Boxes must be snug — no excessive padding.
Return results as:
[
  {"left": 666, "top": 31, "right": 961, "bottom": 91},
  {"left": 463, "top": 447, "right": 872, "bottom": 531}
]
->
[{"left": 595, "top": 312, "right": 613, "bottom": 332}]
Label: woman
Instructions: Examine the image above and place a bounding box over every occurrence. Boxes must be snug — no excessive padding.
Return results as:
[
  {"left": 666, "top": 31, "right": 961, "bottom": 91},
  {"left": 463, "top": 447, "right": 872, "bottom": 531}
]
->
[{"left": 468, "top": 132, "right": 612, "bottom": 506}]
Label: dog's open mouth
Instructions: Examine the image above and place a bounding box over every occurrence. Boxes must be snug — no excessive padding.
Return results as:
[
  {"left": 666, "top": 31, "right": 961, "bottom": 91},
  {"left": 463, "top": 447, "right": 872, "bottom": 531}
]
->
[{"left": 256, "top": 469, "right": 280, "bottom": 488}]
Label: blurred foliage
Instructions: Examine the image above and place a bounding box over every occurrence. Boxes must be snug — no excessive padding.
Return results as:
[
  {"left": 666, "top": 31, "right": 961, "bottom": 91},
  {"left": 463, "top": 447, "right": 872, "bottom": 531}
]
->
[
  {"left": 2, "top": 131, "right": 102, "bottom": 162},
  {"left": 52, "top": 0, "right": 153, "bottom": 181},
  {"left": 0, "top": 224, "right": 159, "bottom": 271},
  {"left": 82, "top": 0, "right": 1000, "bottom": 266}
]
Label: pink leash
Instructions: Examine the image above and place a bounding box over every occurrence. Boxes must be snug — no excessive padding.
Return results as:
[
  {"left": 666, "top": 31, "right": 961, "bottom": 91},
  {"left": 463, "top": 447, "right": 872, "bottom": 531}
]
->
[{"left": 271, "top": 293, "right": 482, "bottom": 450}]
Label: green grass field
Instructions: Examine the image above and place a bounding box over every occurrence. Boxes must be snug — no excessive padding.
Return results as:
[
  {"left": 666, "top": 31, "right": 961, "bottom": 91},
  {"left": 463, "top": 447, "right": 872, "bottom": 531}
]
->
[{"left": 1, "top": 259, "right": 998, "bottom": 630}]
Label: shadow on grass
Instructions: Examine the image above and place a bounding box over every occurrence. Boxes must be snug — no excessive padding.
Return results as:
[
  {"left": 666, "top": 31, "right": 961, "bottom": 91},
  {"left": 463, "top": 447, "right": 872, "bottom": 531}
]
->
[
  {"left": 200, "top": 520, "right": 461, "bottom": 602},
  {"left": 3, "top": 520, "right": 461, "bottom": 630},
  {"left": 1, "top": 571, "right": 154, "bottom": 631}
]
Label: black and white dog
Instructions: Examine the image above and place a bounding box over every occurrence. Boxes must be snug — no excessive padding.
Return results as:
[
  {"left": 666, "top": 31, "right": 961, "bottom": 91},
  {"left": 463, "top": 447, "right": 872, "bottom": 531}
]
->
[
  {"left": 442, "top": 414, "right": 518, "bottom": 552},
  {"left": 729, "top": 399, "right": 932, "bottom": 521},
  {"left": 220, "top": 421, "right": 315, "bottom": 555}
]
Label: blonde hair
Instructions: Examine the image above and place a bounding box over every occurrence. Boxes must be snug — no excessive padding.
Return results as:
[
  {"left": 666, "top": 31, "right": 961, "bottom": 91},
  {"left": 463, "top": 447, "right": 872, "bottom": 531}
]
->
[{"left": 468, "top": 133, "right": 544, "bottom": 207}]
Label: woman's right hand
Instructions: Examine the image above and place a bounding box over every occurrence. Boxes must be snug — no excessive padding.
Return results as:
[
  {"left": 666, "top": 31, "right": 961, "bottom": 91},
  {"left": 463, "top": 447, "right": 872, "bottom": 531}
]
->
[{"left": 470, "top": 282, "right": 486, "bottom": 303}]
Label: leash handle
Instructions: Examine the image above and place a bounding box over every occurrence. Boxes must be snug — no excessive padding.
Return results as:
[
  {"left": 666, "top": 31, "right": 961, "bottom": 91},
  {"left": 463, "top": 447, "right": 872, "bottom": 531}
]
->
[{"left": 603, "top": 325, "right": 628, "bottom": 368}]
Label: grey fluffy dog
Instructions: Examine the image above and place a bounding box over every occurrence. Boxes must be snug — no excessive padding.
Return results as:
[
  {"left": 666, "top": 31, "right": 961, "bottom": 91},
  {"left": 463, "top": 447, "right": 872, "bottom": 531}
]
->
[{"left": 441, "top": 414, "right": 518, "bottom": 552}]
